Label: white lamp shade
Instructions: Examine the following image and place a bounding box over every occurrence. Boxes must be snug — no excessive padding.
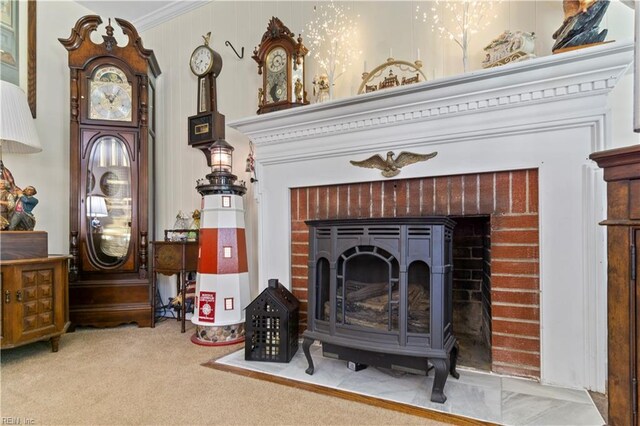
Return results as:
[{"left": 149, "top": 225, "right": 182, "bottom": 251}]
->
[
  {"left": 0, "top": 81, "right": 41, "bottom": 154},
  {"left": 86, "top": 195, "right": 108, "bottom": 217}
]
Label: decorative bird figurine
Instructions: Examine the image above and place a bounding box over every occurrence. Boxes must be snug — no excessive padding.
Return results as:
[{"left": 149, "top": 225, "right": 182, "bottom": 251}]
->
[
  {"left": 350, "top": 151, "right": 438, "bottom": 178},
  {"left": 202, "top": 31, "right": 212, "bottom": 46}
]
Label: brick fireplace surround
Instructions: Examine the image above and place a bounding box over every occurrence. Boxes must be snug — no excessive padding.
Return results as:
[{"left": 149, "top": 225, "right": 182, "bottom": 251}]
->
[
  {"left": 290, "top": 170, "right": 540, "bottom": 378},
  {"left": 229, "top": 41, "right": 634, "bottom": 392}
]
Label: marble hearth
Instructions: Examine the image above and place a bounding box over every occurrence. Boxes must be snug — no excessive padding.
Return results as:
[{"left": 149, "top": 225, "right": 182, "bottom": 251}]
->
[{"left": 229, "top": 41, "right": 634, "bottom": 392}]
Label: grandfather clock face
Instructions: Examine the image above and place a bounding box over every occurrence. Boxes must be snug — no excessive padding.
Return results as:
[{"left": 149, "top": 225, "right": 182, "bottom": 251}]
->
[
  {"left": 265, "top": 47, "right": 288, "bottom": 103},
  {"left": 89, "top": 66, "right": 133, "bottom": 122}
]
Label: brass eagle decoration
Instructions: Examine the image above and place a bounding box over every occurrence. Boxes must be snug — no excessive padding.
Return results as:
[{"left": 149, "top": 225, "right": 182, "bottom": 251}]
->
[{"left": 350, "top": 151, "right": 438, "bottom": 178}]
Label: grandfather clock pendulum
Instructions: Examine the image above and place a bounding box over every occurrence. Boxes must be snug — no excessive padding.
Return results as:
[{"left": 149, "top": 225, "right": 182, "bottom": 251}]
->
[{"left": 187, "top": 33, "right": 250, "bottom": 345}]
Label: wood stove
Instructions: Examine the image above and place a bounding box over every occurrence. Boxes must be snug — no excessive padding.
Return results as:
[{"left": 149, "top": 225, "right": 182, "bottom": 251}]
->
[{"left": 302, "top": 217, "right": 459, "bottom": 403}]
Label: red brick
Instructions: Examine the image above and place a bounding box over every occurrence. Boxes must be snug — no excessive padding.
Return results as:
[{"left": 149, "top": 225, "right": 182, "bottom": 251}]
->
[
  {"left": 491, "top": 245, "right": 539, "bottom": 260},
  {"left": 291, "top": 220, "right": 308, "bottom": 232},
  {"left": 495, "top": 172, "right": 510, "bottom": 213},
  {"left": 492, "top": 214, "right": 539, "bottom": 230},
  {"left": 492, "top": 348, "right": 540, "bottom": 367},
  {"left": 290, "top": 188, "right": 299, "bottom": 221},
  {"left": 318, "top": 187, "right": 329, "bottom": 219},
  {"left": 407, "top": 179, "right": 421, "bottom": 216},
  {"left": 492, "top": 230, "right": 539, "bottom": 245},
  {"left": 291, "top": 266, "right": 308, "bottom": 277},
  {"left": 292, "top": 288, "right": 308, "bottom": 301},
  {"left": 382, "top": 181, "right": 395, "bottom": 218},
  {"left": 450, "top": 176, "right": 463, "bottom": 215},
  {"left": 291, "top": 277, "right": 308, "bottom": 288},
  {"left": 338, "top": 185, "right": 349, "bottom": 218},
  {"left": 492, "top": 334, "right": 540, "bottom": 352},
  {"left": 492, "top": 260, "right": 539, "bottom": 276},
  {"left": 371, "top": 181, "right": 383, "bottom": 217},
  {"left": 512, "top": 171, "right": 528, "bottom": 213},
  {"left": 479, "top": 173, "right": 494, "bottom": 213},
  {"left": 492, "top": 304, "right": 540, "bottom": 321},
  {"left": 395, "top": 180, "right": 408, "bottom": 216},
  {"left": 528, "top": 169, "right": 539, "bottom": 213},
  {"left": 291, "top": 232, "right": 308, "bottom": 244},
  {"left": 291, "top": 243, "right": 309, "bottom": 256},
  {"left": 308, "top": 187, "right": 319, "bottom": 220},
  {"left": 422, "top": 178, "right": 435, "bottom": 215},
  {"left": 492, "top": 319, "right": 539, "bottom": 337},
  {"left": 492, "top": 290, "right": 539, "bottom": 305},
  {"left": 348, "top": 184, "right": 359, "bottom": 218},
  {"left": 463, "top": 174, "right": 478, "bottom": 215},
  {"left": 359, "top": 183, "right": 371, "bottom": 218},
  {"left": 492, "top": 275, "right": 539, "bottom": 290},
  {"left": 291, "top": 254, "right": 307, "bottom": 267},
  {"left": 435, "top": 177, "right": 449, "bottom": 215},
  {"left": 299, "top": 188, "right": 308, "bottom": 221}
]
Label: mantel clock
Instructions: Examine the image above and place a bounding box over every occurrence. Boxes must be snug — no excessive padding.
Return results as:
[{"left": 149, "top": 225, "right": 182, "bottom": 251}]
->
[
  {"left": 252, "top": 17, "right": 309, "bottom": 115},
  {"left": 59, "top": 16, "right": 161, "bottom": 328}
]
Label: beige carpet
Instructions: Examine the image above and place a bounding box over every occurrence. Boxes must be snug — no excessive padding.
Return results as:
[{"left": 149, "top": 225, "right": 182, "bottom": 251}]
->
[{"left": 1, "top": 319, "right": 447, "bottom": 425}]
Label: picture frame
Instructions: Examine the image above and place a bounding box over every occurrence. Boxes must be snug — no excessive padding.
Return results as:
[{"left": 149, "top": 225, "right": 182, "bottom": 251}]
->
[{"left": 0, "top": 0, "right": 36, "bottom": 117}]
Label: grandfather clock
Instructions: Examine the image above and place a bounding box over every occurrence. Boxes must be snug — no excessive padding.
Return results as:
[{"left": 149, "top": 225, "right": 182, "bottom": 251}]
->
[{"left": 59, "top": 16, "right": 161, "bottom": 327}]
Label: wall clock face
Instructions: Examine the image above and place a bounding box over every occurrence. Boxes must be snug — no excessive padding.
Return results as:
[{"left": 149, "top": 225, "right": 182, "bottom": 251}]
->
[
  {"left": 190, "top": 45, "right": 214, "bottom": 76},
  {"left": 266, "top": 47, "right": 288, "bottom": 103},
  {"left": 89, "top": 66, "right": 133, "bottom": 121}
]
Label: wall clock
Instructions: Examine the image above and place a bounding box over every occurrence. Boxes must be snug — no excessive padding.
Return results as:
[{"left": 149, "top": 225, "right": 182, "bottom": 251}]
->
[
  {"left": 252, "top": 17, "right": 309, "bottom": 114},
  {"left": 59, "top": 16, "right": 161, "bottom": 328}
]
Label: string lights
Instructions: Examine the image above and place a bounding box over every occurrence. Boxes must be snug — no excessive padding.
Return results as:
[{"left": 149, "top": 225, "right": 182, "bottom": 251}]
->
[
  {"left": 416, "top": 0, "right": 500, "bottom": 72},
  {"left": 305, "top": 1, "right": 361, "bottom": 99}
]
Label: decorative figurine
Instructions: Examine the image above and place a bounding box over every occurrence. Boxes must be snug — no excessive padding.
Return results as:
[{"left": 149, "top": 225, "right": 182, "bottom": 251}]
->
[
  {"left": 8, "top": 186, "right": 38, "bottom": 231},
  {"left": 482, "top": 31, "right": 536, "bottom": 68},
  {"left": 312, "top": 74, "right": 330, "bottom": 103},
  {"left": 0, "top": 180, "right": 15, "bottom": 230},
  {"left": 552, "top": 0, "right": 610, "bottom": 53}
]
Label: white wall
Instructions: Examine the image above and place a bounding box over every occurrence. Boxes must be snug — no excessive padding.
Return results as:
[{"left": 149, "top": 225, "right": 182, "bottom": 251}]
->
[{"left": 6, "top": 0, "right": 637, "bottom": 304}]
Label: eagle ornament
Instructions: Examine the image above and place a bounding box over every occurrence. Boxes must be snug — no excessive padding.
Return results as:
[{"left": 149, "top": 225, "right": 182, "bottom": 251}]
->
[{"left": 350, "top": 151, "right": 438, "bottom": 178}]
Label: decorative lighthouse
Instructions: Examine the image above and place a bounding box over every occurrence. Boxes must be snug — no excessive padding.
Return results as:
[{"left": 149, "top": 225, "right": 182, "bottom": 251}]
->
[
  {"left": 186, "top": 33, "right": 250, "bottom": 345},
  {"left": 191, "top": 139, "right": 249, "bottom": 345}
]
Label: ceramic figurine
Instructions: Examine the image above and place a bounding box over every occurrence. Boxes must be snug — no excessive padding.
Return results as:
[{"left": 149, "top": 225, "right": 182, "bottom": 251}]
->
[{"left": 8, "top": 186, "right": 38, "bottom": 231}]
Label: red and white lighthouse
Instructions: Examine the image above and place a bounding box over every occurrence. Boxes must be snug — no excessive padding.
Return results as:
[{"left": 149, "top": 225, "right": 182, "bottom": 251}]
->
[{"left": 191, "top": 139, "right": 250, "bottom": 346}]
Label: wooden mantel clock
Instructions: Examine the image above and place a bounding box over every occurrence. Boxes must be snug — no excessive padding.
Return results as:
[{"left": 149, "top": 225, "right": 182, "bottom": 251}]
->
[
  {"left": 252, "top": 17, "right": 309, "bottom": 115},
  {"left": 59, "top": 16, "right": 161, "bottom": 327}
]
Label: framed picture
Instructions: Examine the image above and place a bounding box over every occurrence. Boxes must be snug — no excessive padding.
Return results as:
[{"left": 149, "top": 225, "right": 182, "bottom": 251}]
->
[{"left": 0, "top": 0, "right": 36, "bottom": 117}]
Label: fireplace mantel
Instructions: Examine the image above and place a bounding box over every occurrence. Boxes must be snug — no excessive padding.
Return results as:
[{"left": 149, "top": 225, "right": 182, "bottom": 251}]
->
[{"left": 229, "top": 41, "right": 634, "bottom": 393}]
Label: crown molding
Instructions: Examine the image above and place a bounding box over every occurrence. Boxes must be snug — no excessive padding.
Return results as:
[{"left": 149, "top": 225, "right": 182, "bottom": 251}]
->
[{"left": 134, "top": 0, "right": 210, "bottom": 32}]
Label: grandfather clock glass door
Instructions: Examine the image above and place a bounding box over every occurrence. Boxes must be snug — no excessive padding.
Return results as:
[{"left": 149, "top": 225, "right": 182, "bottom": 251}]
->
[{"left": 84, "top": 135, "right": 136, "bottom": 270}]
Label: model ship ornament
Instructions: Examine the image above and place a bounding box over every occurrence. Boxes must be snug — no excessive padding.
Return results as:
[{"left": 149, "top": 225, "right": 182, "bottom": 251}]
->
[{"left": 350, "top": 151, "right": 438, "bottom": 178}]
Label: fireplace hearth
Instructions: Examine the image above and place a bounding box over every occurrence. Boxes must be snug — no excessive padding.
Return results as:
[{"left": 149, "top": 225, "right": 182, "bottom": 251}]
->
[{"left": 302, "top": 217, "right": 459, "bottom": 403}]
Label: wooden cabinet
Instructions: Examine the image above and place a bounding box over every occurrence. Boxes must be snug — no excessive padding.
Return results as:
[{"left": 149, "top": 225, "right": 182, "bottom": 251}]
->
[
  {"left": 590, "top": 145, "right": 640, "bottom": 425},
  {"left": 59, "top": 16, "right": 160, "bottom": 327},
  {"left": 0, "top": 256, "right": 70, "bottom": 352}
]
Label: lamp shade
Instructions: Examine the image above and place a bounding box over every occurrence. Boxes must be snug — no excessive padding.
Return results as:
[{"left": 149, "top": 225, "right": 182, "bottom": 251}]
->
[
  {"left": 86, "top": 195, "right": 108, "bottom": 217},
  {"left": 0, "top": 81, "right": 41, "bottom": 154}
]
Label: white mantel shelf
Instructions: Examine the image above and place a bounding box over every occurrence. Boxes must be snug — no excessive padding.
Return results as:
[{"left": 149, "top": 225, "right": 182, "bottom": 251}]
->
[
  {"left": 228, "top": 40, "right": 634, "bottom": 394},
  {"left": 230, "top": 40, "right": 633, "bottom": 162}
]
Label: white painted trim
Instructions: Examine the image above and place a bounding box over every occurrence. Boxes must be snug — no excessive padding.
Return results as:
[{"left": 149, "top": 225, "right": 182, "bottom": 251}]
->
[{"left": 134, "top": 0, "right": 211, "bottom": 32}]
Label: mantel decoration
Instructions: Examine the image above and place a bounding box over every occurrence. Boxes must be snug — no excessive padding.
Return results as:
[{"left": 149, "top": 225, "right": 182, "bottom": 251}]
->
[
  {"left": 552, "top": 0, "right": 610, "bottom": 53},
  {"left": 305, "top": 1, "right": 361, "bottom": 100},
  {"left": 482, "top": 30, "right": 536, "bottom": 68},
  {"left": 350, "top": 150, "right": 438, "bottom": 178},
  {"left": 358, "top": 57, "right": 426, "bottom": 94},
  {"left": 416, "top": 0, "right": 500, "bottom": 73}
]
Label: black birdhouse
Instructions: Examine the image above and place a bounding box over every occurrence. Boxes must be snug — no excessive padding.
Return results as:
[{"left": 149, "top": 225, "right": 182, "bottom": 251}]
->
[{"left": 245, "top": 278, "right": 299, "bottom": 362}]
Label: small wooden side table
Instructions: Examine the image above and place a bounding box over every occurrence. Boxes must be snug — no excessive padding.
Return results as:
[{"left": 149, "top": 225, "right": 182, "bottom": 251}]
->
[{"left": 151, "top": 241, "right": 198, "bottom": 332}]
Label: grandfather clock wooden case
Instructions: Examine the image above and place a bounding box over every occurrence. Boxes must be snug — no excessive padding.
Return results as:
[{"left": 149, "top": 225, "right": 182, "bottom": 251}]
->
[
  {"left": 59, "top": 16, "right": 161, "bottom": 327},
  {"left": 591, "top": 145, "right": 640, "bottom": 425}
]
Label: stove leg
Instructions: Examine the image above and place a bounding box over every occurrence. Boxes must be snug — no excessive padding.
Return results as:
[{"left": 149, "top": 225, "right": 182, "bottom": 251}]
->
[
  {"left": 450, "top": 342, "right": 460, "bottom": 379},
  {"left": 430, "top": 358, "right": 449, "bottom": 403},
  {"left": 303, "top": 337, "right": 315, "bottom": 375}
]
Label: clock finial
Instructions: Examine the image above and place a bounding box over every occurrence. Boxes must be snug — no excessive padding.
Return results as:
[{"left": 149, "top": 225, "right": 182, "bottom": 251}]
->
[{"left": 203, "top": 32, "right": 211, "bottom": 46}]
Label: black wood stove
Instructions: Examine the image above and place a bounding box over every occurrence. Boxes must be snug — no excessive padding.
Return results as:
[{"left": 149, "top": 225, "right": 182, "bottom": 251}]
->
[{"left": 302, "top": 217, "right": 459, "bottom": 403}]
